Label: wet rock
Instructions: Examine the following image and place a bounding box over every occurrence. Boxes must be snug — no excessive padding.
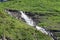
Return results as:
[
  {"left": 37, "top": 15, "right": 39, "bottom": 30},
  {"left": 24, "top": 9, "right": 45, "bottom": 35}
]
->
[
  {"left": 25, "top": 12, "right": 35, "bottom": 16},
  {"left": 50, "top": 30, "right": 60, "bottom": 32},
  {"left": 0, "top": 0, "right": 7, "bottom": 2},
  {"left": 5, "top": 9, "right": 21, "bottom": 19},
  {"left": 6, "top": 37, "right": 12, "bottom": 40}
]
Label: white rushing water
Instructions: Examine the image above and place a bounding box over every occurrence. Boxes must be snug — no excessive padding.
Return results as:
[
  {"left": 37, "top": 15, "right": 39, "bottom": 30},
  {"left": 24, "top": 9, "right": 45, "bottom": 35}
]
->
[
  {"left": 20, "top": 11, "right": 48, "bottom": 35},
  {"left": 20, "top": 11, "right": 34, "bottom": 26},
  {"left": 6, "top": 10, "right": 54, "bottom": 40}
]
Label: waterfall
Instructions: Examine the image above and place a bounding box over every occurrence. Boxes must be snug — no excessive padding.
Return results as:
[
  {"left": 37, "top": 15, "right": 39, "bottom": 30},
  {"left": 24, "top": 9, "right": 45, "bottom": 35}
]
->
[
  {"left": 6, "top": 10, "right": 54, "bottom": 40},
  {"left": 36, "top": 26, "right": 48, "bottom": 34},
  {"left": 20, "top": 11, "right": 34, "bottom": 26},
  {"left": 20, "top": 11, "right": 48, "bottom": 35},
  {"left": 20, "top": 11, "right": 55, "bottom": 40}
]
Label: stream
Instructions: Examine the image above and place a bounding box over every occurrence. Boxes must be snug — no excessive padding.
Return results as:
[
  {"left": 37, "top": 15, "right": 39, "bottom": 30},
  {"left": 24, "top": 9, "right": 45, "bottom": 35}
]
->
[
  {"left": 20, "top": 11, "right": 49, "bottom": 35},
  {"left": 20, "top": 11, "right": 54, "bottom": 40},
  {"left": 5, "top": 9, "right": 60, "bottom": 40}
]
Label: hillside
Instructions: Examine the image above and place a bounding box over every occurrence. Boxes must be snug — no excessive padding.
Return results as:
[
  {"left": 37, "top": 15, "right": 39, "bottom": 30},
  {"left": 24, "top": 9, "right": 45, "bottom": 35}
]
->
[
  {"left": 0, "top": 0, "right": 60, "bottom": 30},
  {"left": 0, "top": 12, "right": 52, "bottom": 40},
  {"left": 0, "top": 0, "right": 60, "bottom": 12},
  {"left": 0, "top": 0, "right": 60, "bottom": 40}
]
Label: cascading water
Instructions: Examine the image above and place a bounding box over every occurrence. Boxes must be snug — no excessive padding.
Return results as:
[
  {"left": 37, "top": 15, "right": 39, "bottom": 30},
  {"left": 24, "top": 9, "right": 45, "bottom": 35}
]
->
[
  {"left": 20, "top": 11, "right": 55, "bottom": 40},
  {"left": 6, "top": 10, "right": 54, "bottom": 40},
  {"left": 20, "top": 11, "right": 34, "bottom": 26},
  {"left": 20, "top": 11, "right": 48, "bottom": 35}
]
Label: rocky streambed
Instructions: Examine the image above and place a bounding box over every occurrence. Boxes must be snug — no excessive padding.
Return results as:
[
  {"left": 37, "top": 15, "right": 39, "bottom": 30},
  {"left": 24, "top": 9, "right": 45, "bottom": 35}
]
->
[{"left": 5, "top": 9, "right": 60, "bottom": 40}]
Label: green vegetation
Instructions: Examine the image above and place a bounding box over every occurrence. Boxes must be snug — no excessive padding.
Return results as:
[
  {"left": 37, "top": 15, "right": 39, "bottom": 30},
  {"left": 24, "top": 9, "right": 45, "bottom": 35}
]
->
[
  {"left": 0, "top": 0, "right": 60, "bottom": 12},
  {"left": 0, "top": 0, "right": 60, "bottom": 40},
  {"left": 0, "top": 12, "right": 52, "bottom": 40},
  {"left": 0, "top": 0, "right": 60, "bottom": 30},
  {"left": 37, "top": 12, "right": 60, "bottom": 30}
]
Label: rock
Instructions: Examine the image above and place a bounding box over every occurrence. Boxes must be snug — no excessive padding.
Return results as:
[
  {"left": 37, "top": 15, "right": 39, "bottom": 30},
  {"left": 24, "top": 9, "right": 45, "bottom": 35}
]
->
[
  {"left": 5, "top": 9, "right": 21, "bottom": 20},
  {"left": 0, "top": 0, "right": 7, "bottom": 2}
]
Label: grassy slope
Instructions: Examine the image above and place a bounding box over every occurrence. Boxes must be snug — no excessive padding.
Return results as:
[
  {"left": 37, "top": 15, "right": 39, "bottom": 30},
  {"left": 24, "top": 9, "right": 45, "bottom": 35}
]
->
[
  {"left": 0, "top": 0, "right": 60, "bottom": 12},
  {"left": 0, "top": 12, "right": 52, "bottom": 40},
  {"left": 0, "top": 0, "right": 60, "bottom": 40},
  {"left": 0, "top": 0, "right": 60, "bottom": 30},
  {"left": 37, "top": 12, "right": 60, "bottom": 30}
]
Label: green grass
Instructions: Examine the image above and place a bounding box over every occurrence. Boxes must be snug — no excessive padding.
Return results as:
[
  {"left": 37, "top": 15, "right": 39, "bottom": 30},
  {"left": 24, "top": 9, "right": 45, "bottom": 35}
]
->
[
  {"left": 0, "top": 12, "right": 52, "bottom": 40},
  {"left": 0, "top": 0, "right": 60, "bottom": 40},
  {"left": 0, "top": 0, "right": 59, "bottom": 30},
  {"left": 0, "top": 0, "right": 60, "bottom": 12},
  {"left": 37, "top": 12, "right": 60, "bottom": 30}
]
